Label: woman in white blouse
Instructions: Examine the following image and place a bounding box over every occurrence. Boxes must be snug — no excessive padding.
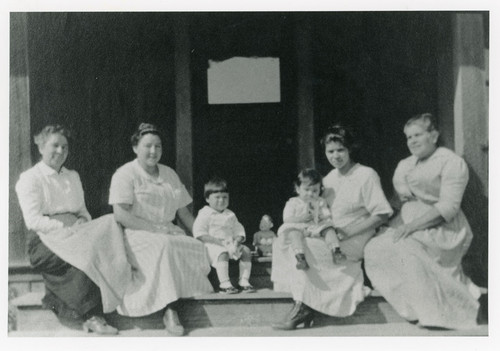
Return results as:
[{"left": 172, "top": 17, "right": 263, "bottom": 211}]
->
[
  {"left": 16, "top": 125, "right": 118, "bottom": 334},
  {"left": 364, "top": 113, "right": 483, "bottom": 329},
  {"left": 272, "top": 124, "right": 393, "bottom": 330},
  {"left": 109, "top": 123, "right": 213, "bottom": 336}
]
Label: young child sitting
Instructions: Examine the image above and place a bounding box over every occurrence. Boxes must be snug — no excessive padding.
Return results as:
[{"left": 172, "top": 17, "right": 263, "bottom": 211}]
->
[
  {"left": 193, "top": 177, "right": 255, "bottom": 294},
  {"left": 277, "top": 168, "right": 346, "bottom": 270}
]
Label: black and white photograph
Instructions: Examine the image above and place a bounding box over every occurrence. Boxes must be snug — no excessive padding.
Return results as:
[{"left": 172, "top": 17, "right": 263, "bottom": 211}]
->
[{"left": 3, "top": 0, "right": 496, "bottom": 348}]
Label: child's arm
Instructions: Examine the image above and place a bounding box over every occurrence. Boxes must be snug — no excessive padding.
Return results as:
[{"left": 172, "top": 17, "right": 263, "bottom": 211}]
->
[
  {"left": 197, "top": 235, "right": 225, "bottom": 246},
  {"left": 284, "top": 214, "right": 313, "bottom": 223},
  {"left": 252, "top": 232, "right": 260, "bottom": 246},
  {"left": 318, "top": 200, "right": 333, "bottom": 221},
  {"left": 193, "top": 211, "right": 224, "bottom": 246},
  {"left": 233, "top": 216, "right": 246, "bottom": 242},
  {"left": 283, "top": 200, "right": 313, "bottom": 223}
]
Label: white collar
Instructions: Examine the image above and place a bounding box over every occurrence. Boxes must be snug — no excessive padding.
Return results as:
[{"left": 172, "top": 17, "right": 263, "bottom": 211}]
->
[
  {"left": 204, "top": 205, "right": 229, "bottom": 215},
  {"left": 37, "top": 161, "right": 67, "bottom": 176},
  {"left": 133, "top": 159, "right": 165, "bottom": 184}
]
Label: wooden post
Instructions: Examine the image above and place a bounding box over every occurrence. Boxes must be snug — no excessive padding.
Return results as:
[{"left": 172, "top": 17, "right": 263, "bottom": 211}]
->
[
  {"left": 438, "top": 13, "right": 488, "bottom": 285},
  {"left": 174, "top": 17, "right": 194, "bottom": 204},
  {"left": 452, "top": 13, "right": 488, "bottom": 193},
  {"left": 9, "top": 13, "right": 32, "bottom": 266},
  {"left": 295, "top": 18, "right": 315, "bottom": 169}
]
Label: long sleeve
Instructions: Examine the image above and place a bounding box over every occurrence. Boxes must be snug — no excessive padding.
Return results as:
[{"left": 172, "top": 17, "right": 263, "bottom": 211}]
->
[
  {"left": 361, "top": 169, "right": 393, "bottom": 217},
  {"left": 392, "top": 158, "right": 414, "bottom": 200},
  {"left": 283, "top": 198, "right": 300, "bottom": 221},
  {"left": 192, "top": 208, "right": 211, "bottom": 238},
  {"left": 434, "top": 156, "right": 469, "bottom": 222},
  {"left": 15, "top": 170, "right": 64, "bottom": 233},
  {"left": 73, "top": 172, "right": 92, "bottom": 221}
]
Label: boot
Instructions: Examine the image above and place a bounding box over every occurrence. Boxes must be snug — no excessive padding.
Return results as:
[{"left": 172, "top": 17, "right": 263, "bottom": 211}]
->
[
  {"left": 332, "top": 247, "right": 347, "bottom": 264},
  {"left": 272, "top": 301, "right": 315, "bottom": 330},
  {"left": 295, "top": 253, "right": 309, "bottom": 270}
]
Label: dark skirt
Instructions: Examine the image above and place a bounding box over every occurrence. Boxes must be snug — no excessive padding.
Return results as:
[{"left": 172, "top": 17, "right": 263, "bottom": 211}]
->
[{"left": 28, "top": 232, "right": 102, "bottom": 325}]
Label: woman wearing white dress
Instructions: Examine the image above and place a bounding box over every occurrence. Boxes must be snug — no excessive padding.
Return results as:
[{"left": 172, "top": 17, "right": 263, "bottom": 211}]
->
[
  {"left": 272, "top": 124, "right": 393, "bottom": 330},
  {"left": 109, "top": 123, "right": 213, "bottom": 336},
  {"left": 364, "top": 113, "right": 482, "bottom": 329}
]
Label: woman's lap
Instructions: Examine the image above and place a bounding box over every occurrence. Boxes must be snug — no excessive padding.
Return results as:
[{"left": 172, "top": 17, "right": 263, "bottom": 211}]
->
[
  {"left": 272, "top": 235, "right": 365, "bottom": 316},
  {"left": 118, "top": 230, "right": 212, "bottom": 316},
  {"left": 364, "top": 228, "right": 480, "bottom": 329},
  {"left": 28, "top": 233, "right": 101, "bottom": 318}
]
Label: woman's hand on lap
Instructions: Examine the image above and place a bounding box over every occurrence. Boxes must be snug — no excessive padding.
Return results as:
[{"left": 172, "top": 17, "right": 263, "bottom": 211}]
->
[
  {"left": 392, "top": 224, "right": 413, "bottom": 243},
  {"left": 335, "top": 228, "right": 348, "bottom": 241},
  {"left": 72, "top": 216, "right": 88, "bottom": 227}
]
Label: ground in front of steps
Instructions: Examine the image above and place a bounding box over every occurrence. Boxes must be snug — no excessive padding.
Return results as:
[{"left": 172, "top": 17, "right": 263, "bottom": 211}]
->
[{"left": 9, "top": 320, "right": 488, "bottom": 337}]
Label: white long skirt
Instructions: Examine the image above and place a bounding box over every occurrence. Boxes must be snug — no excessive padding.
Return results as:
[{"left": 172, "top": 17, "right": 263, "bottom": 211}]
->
[
  {"left": 117, "top": 230, "right": 213, "bottom": 316},
  {"left": 364, "top": 201, "right": 481, "bottom": 329},
  {"left": 271, "top": 233, "right": 369, "bottom": 317}
]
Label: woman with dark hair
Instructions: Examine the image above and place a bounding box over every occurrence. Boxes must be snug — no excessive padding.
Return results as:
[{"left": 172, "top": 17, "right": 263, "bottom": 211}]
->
[
  {"left": 109, "top": 123, "right": 213, "bottom": 336},
  {"left": 271, "top": 123, "right": 393, "bottom": 330},
  {"left": 364, "top": 113, "right": 482, "bottom": 329},
  {"left": 15, "top": 125, "right": 120, "bottom": 334}
]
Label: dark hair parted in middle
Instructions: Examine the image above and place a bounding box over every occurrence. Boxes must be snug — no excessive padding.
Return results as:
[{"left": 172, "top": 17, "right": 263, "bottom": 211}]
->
[
  {"left": 320, "top": 123, "right": 361, "bottom": 162},
  {"left": 131, "top": 123, "right": 162, "bottom": 146},
  {"left": 204, "top": 176, "right": 229, "bottom": 199},
  {"left": 294, "top": 168, "right": 324, "bottom": 194}
]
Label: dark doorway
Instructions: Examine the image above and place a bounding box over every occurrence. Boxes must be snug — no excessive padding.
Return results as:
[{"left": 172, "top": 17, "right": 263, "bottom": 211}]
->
[{"left": 191, "top": 13, "right": 297, "bottom": 242}]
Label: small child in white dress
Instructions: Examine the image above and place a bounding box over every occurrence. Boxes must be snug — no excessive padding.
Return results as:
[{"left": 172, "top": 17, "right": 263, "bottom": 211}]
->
[
  {"left": 193, "top": 177, "right": 255, "bottom": 294},
  {"left": 278, "top": 168, "right": 346, "bottom": 270}
]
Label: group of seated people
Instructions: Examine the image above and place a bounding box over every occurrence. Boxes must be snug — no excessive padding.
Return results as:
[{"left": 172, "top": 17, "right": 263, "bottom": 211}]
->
[{"left": 15, "top": 113, "right": 484, "bottom": 336}]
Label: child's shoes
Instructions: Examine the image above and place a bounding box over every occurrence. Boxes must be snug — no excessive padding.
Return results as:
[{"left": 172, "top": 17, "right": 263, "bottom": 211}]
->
[
  {"left": 332, "top": 247, "right": 346, "bottom": 264},
  {"left": 238, "top": 279, "right": 256, "bottom": 293},
  {"left": 295, "top": 253, "right": 310, "bottom": 270},
  {"left": 219, "top": 286, "right": 239, "bottom": 294},
  {"left": 219, "top": 281, "right": 239, "bottom": 294}
]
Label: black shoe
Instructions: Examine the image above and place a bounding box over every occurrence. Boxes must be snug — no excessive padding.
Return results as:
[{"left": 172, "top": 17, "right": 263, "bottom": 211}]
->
[
  {"left": 332, "top": 248, "right": 347, "bottom": 264},
  {"left": 272, "top": 301, "right": 315, "bottom": 330},
  {"left": 239, "top": 285, "right": 256, "bottom": 293},
  {"left": 219, "top": 286, "right": 240, "bottom": 294},
  {"left": 295, "top": 253, "right": 310, "bottom": 270}
]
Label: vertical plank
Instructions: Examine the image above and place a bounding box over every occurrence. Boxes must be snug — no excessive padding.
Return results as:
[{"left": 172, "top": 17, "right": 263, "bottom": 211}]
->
[
  {"left": 451, "top": 13, "right": 488, "bottom": 285},
  {"left": 295, "top": 18, "right": 315, "bottom": 170},
  {"left": 174, "top": 16, "right": 194, "bottom": 201},
  {"left": 453, "top": 14, "right": 488, "bottom": 190},
  {"left": 9, "top": 13, "right": 32, "bottom": 266}
]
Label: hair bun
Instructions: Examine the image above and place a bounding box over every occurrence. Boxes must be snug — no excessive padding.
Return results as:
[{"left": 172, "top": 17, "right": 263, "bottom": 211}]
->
[{"left": 138, "top": 123, "right": 159, "bottom": 135}]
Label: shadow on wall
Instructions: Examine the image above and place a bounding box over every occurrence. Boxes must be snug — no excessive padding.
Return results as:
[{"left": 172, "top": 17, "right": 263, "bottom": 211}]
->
[{"left": 461, "top": 167, "right": 488, "bottom": 288}]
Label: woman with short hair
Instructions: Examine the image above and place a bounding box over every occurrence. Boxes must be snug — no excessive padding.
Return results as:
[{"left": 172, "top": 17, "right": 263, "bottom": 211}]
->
[{"left": 16, "top": 124, "right": 118, "bottom": 334}]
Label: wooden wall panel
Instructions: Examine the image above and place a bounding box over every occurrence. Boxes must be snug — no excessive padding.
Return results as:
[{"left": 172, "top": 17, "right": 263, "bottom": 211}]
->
[
  {"left": 9, "top": 13, "right": 32, "bottom": 266},
  {"left": 312, "top": 12, "right": 439, "bottom": 195},
  {"left": 26, "top": 13, "right": 177, "bottom": 218}
]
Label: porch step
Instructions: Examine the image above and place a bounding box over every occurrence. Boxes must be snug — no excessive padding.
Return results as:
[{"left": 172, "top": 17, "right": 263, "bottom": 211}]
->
[
  {"left": 10, "top": 290, "right": 488, "bottom": 336},
  {"left": 10, "top": 289, "right": 406, "bottom": 332}
]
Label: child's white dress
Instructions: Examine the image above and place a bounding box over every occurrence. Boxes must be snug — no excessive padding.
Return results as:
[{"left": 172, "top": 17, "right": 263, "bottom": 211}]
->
[
  {"left": 193, "top": 205, "right": 246, "bottom": 265},
  {"left": 277, "top": 197, "right": 334, "bottom": 238}
]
